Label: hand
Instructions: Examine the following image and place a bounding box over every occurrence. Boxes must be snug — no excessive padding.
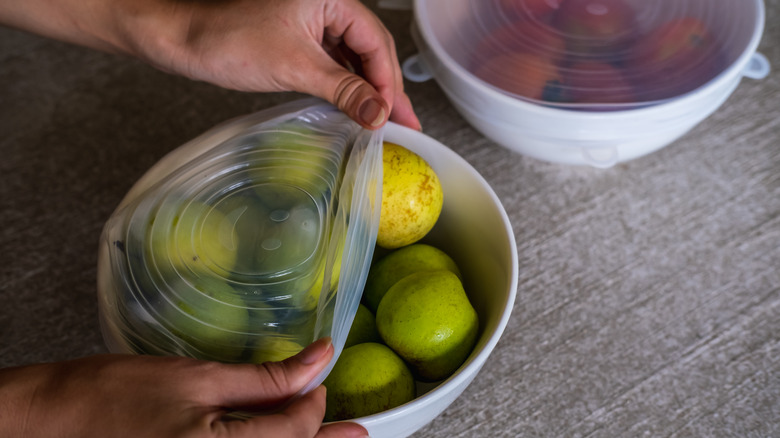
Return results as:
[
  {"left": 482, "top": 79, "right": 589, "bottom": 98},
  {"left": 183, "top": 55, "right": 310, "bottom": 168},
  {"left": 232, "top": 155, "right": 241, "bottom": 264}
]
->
[
  {"left": 0, "top": 338, "right": 367, "bottom": 438},
  {"left": 0, "top": 0, "right": 420, "bottom": 131},
  {"left": 158, "top": 0, "right": 421, "bottom": 131}
]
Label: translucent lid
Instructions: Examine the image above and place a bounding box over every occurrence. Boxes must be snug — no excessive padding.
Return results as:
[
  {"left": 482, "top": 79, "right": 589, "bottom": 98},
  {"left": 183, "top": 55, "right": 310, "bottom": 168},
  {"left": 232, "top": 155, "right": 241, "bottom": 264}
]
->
[
  {"left": 97, "top": 100, "right": 382, "bottom": 388},
  {"left": 417, "top": 0, "right": 762, "bottom": 109}
]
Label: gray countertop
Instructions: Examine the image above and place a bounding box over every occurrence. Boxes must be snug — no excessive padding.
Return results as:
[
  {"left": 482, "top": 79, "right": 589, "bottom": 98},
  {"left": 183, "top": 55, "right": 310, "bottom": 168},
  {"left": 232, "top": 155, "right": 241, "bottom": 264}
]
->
[{"left": 2, "top": 1, "right": 779, "bottom": 437}]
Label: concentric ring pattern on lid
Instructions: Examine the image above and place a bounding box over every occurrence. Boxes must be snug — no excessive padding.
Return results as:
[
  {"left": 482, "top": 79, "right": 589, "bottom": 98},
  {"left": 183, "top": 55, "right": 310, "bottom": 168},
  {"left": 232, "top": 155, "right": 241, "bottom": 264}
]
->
[
  {"left": 107, "top": 108, "right": 367, "bottom": 363},
  {"left": 427, "top": 0, "right": 756, "bottom": 110}
]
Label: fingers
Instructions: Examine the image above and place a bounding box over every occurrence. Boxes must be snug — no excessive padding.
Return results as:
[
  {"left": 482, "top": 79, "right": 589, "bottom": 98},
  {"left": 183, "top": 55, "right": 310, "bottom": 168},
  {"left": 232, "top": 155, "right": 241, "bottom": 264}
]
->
[
  {"left": 215, "top": 386, "right": 327, "bottom": 437},
  {"left": 210, "top": 337, "right": 335, "bottom": 410},
  {"left": 304, "top": 0, "right": 420, "bottom": 130},
  {"left": 332, "top": 68, "right": 392, "bottom": 130},
  {"left": 315, "top": 420, "right": 370, "bottom": 438},
  {"left": 308, "top": 53, "right": 418, "bottom": 131},
  {"left": 334, "top": 0, "right": 421, "bottom": 130},
  {"left": 389, "top": 90, "right": 422, "bottom": 131},
  {"left": 167, "top": 0, "right": 421, "bottom": 131},
  {"left": 216, "top": 386, "right": 369, "bottom": 438}
]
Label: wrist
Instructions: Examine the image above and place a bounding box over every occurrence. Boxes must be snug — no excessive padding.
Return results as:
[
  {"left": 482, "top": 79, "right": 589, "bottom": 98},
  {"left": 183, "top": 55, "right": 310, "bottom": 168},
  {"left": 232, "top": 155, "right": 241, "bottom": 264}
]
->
[
  {"left": 0, "top": 0, "right": 190, "bottom": 62},
  {"left": 102, "top": 0, "right": 194, "bottom": 61}
]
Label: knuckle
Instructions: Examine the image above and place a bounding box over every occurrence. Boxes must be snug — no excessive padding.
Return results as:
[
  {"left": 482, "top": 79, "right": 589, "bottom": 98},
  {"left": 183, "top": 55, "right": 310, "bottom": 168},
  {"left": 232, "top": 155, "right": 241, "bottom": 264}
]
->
[
  {"left": 258, "top": 361, "right": 294, "bottom": 395},
  {"left": 333, "top": 74, "right": 367, "bottom": 108}
]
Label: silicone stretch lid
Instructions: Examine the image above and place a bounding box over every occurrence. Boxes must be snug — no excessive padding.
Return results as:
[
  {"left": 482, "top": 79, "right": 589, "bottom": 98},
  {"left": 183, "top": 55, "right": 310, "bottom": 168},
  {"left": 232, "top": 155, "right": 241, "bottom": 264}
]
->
[
  {"left": 421, "top": 0, "right": 759, "bottom": 110},
  {"left": 98, "top": 100, "right": 382, "bottom": 371}
]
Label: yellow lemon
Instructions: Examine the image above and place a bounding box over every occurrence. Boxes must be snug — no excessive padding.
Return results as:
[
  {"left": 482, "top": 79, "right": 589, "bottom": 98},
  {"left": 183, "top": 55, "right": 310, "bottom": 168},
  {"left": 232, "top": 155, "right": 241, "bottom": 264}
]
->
[{"left": 377, "top": 142, "right": 443, "bottom": 249}]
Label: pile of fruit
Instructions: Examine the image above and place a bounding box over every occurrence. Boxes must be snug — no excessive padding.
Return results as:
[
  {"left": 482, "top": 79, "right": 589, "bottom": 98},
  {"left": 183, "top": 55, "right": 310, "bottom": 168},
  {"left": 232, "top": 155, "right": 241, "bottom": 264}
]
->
[
  {"left": 470, "top": 0, "right": 725, "bottom": 107},
  {"left": 111, "top": 133, "right": 480, "bottom": 421},
  {"left": 113, "top": 127, "right": 356, "bottom": 364},
  {"left": 323, "top": 143, "right": 479, "bottom": 421}
]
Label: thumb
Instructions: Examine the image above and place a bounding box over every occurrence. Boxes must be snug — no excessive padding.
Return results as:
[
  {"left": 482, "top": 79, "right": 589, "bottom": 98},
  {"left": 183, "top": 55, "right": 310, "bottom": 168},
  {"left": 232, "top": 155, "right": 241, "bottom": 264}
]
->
[
  {"left": 316, "top": 63, "right": 391, "bottom": 130},
  {"left": 214, "top": 385, "right": 327, "bottom": 438},
  {"left": 288, "top": 43, "right": 389, "bottom": 130},
  {"left": 212, "top": 337, "right": 335, "bottom": 411},
  {"left": 334, "top": 73, "right": 389, "bottom": 130},
  {"left": 216, "top": 385, "right": 369, "bottom": 438}
]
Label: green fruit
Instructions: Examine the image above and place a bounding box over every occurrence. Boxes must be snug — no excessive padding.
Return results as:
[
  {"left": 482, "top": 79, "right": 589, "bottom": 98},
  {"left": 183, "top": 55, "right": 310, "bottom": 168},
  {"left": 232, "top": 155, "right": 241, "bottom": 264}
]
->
[
  {"left": 344, "top": 304, "right": 381, "bottom": 348},
  {"left": 249, "top": 336, "right": 304, "bottom": 363},
  {"left": 159, "top": 277, "right": 250, "bottom": 361},
  {"left": 323, "top": 342, "right": 416, "bottom": 421},
  {"left": 211, "top": 189, "right": 272, "bottom": 277},
  {"left": 376, "top": 270, "right": 478, "bottom": 381},
  {"left": 363, "top": 243, "right": 461, "bottom": 313},
  {"left": 248, "top": 128, "right": 344, "bottom": 202},
  {"left": 149, "top": 200, "right": 238, "bottom": 277},
  {"left": 299, "top": 246, "right": 343, "bottom": 311},
  {"left": 240, "top": 183, "right": 322, "bottom": 277}
]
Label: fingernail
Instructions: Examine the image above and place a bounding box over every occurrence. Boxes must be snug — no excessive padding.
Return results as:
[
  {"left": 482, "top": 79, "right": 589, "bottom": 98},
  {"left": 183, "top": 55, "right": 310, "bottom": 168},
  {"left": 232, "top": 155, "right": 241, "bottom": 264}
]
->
[
  {"left": 298, "top": 337, "right": 332, "bottom": 365},
  {"left": 359, "top": 99, "right": 386, "bottom": 128}
]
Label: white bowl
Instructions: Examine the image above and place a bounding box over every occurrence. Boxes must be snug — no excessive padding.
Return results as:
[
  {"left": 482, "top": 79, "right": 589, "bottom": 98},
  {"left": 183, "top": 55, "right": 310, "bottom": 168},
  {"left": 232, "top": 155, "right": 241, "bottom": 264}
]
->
[
  {"left": 404, "top": 0, "right": 770, "bottom": 167},
  {"left": 349, "top": 122, "right": 519, "bottom": 437},
  {"left": 97, "top": 104, "right": 519, "bottom": 437}
]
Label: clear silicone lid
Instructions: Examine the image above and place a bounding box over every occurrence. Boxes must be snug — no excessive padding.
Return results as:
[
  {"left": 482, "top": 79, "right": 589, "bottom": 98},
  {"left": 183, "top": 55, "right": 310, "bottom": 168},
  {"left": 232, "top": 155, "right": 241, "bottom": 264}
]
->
[
  {"left": 421, "top": 0, "right": 759, "bottom": 110},
  {"left": 97, "top": 100, "right": 382, "bottom": 383}
]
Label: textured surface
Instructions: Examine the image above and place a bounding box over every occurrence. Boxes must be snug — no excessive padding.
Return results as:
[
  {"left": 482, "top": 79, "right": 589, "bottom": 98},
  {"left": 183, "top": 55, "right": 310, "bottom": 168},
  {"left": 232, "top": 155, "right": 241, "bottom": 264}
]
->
[{"left": 1, "top": 1, "right": 779, "bottom": 437}]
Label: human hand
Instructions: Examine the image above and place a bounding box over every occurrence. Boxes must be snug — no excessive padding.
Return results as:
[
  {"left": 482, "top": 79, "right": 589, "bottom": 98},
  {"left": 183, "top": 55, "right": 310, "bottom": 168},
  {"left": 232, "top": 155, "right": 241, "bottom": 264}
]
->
[
  {"left": 1, "top": 0, "right": 419, "bottom": 130},
  {"left": 143, "top": 0, "right": 420, "bottom": 131},
  {"left": 19, "top": 0, "right": 421, "bottom": 131},
  {"left": 0, "top": 338, "right": 367, "bottom": 438}
]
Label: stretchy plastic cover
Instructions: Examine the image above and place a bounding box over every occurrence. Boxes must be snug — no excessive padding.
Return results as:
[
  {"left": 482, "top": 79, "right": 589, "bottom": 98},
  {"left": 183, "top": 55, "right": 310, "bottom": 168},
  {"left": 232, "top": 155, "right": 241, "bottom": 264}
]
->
[
  {"left": 97, "top": 99, "right": 382, "bottom": 393},
  {"left": 422, "top": 0, "right": 758, "bottom": 109}
]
